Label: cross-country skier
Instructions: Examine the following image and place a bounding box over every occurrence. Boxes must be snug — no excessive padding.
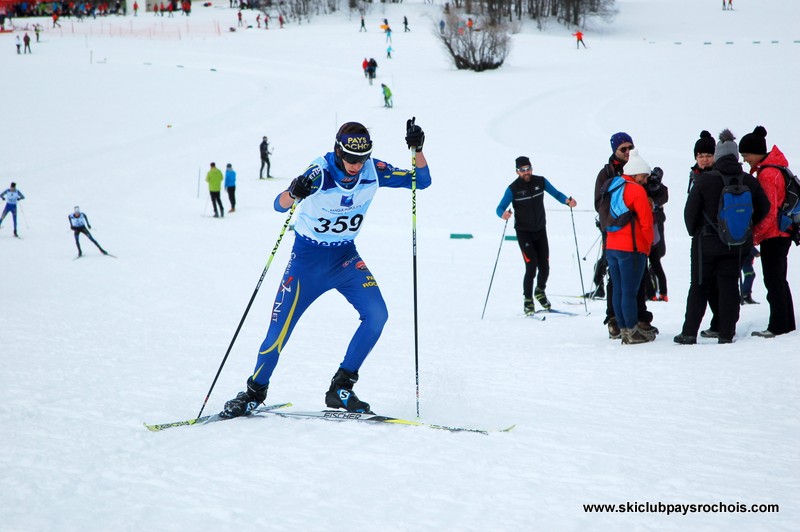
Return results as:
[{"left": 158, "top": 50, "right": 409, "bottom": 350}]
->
[
  {"left": 69, "top": 206, "right": 109, "bottom": 257},
  {"left": 495, "top": 156, "right": 576, "bottom": 315},
  {"left": 0, "top": 182, "right": 25, "bottom": 237},
  {"left": 221, "top": 119, "right": 431, "bottom": 418}
]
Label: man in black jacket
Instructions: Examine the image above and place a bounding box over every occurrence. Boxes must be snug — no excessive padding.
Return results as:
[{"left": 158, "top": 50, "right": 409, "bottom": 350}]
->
[
  {"left": 674, "top": 130, "right": 770, "bottom": 344},
  {"left": 496, "top": 156, "right": 576, "bottom": 315}
]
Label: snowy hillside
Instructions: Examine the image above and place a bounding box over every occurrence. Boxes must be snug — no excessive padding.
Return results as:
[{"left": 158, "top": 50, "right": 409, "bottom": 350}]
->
[{"left": 1, "top": 0, "right": 798, "bottom": 530}]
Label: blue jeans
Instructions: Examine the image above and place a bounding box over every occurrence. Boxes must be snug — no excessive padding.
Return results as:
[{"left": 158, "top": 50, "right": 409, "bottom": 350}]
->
[{"left": 606, "top": 249, "right": 647, "bottom": 329}]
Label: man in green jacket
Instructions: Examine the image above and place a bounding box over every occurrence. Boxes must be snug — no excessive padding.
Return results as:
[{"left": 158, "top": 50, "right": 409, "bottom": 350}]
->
[{"left": 206, "top": 162, "right": 225, "bottom": 218}]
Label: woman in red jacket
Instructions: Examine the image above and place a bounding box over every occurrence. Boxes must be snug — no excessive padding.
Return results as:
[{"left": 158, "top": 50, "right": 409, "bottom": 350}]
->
[
  {"left": 605, "top": 149, "right": 654, "bottom": 344},
  {"left": 740, "top": 126, "right": 795, "bottom": 337}
]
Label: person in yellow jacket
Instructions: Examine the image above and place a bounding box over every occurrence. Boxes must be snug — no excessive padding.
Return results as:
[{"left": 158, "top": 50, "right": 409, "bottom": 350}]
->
[{"left": 206, "top": 162, "right": 225, "bottom": 218}]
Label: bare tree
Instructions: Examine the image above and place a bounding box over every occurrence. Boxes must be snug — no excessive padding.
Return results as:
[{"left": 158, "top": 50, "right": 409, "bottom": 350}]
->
[{"left": 436, "top": 12, "right": 511, "bottom": 72}]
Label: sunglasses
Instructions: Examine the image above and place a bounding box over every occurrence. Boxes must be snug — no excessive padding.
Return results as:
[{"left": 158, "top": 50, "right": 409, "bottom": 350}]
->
[
  {"left": 517, "top": 166, "right": 532, "bottom": 172},
  {"left": 338, "top": 141, "right": 372, "bottom": 164},
  {"left": 618, "top": 145, "right": 634, "bottom": 153}
]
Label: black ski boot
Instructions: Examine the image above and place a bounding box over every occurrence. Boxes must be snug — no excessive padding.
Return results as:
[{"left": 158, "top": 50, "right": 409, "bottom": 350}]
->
[
  {"left": 220, "top": 377, "right": 269, "bottom": 419},
  {"left": 325, "top": 368, "right": 372, "bottom": 413},
  {"left": 523, "top": 297, "right": 535, "bottom": 316},
  {"left": 534, "top": 287, "right": 551, "bottom": 309}
]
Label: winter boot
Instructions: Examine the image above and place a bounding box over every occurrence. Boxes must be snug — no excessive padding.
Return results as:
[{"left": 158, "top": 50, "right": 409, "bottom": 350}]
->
[
  {"left": 325, "top": 368, "right": 373, "bottom": 413},
  {"left": 673, "top": 334, "right": 697, "bottom": 345},
  {"left": 534, "top": 287, "right": 551, "bottom": 310},
  {"left": 523, "top": 297, "right": 535, "bottom": 316},
  {"left": 623, "top": 326, "right": 653, "bottom": 345},
  {"left": 751, "top": 330, "right": 775, "bottom": 338},
  {"left": 607, "top": 317, "right": 621, "bottom": 339},
  {"left": 220, "top": 377, "right": 269, "bottom": 419},
  {"left": 637, "top": 321, "right": 659, "bottom": 338},
  {"left": 741, "top": 294, "right": 759, "bottom": 305}
]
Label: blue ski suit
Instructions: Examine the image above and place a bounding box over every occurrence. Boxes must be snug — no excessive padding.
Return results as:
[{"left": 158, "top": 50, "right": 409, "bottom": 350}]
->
[{"left": 251, "top": 152, "right": 432, "bottom": 386}]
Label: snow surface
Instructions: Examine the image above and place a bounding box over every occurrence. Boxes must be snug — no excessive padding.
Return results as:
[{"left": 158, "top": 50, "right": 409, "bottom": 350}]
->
[{"left": 1, "top": 0, "right": 799, "bottom": 530}]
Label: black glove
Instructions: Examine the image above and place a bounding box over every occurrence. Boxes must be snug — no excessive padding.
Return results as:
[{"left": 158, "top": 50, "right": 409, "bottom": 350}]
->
[
  {"left": 288, "top": 176, "right": 312, "bottom": 199},
  {"left": 405, "top": 117, "right": 425, "bottom": 152}
]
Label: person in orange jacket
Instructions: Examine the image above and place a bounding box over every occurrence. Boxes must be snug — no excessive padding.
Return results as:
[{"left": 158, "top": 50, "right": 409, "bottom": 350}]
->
[
  {"left": 572, "top": 30, "right": 587, "bottom": 49},
  {"left": 604, "top": 149, "right": 654, "bottom": 344}
]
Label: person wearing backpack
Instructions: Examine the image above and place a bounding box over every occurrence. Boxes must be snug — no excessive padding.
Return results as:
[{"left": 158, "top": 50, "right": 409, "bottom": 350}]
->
[
  {"left": 592, "top": 132, "right": 657, "bottom": 339},
  {"left": 674, "top": 130, "right": 769, "bottom": 345},
  {"left": 604, "top": 149, "right": 655, "bottom": 344},
  {"left": 496, "top": 155, "right": 577, "bottom": 315},
  {"left": 739, "top": 125, "right": 796, "bottom": 337}
]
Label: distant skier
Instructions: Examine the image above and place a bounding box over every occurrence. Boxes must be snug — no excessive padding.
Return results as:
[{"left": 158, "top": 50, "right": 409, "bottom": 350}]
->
[
  {"left": 220, "top": 119, "right": 431, "bottom": 418},
  {"left": 572, "top": 30, "right": 587, "bottom": 49},
  {"left": 495, "top": 156, "right": 577, "bottom": 315},
  {"left": 206, "top": 162, "right": 225, "bottom": 217},
  {"left": 359, "top": 14, "right": 366, "bottom": 32},
  {"left": 386, "top": 45, "right": 392, "bottom": 59},
  {"left": 381, "top": 83, "right": 393, "bottom": 108},
  {"left": 225, "top": 163, "right": 237, "bottom": 213},
  {"left": 260, "top": 136, "right": 272, "bottom": 179},
  {"left": 403, "top": 15, "right": 409, "bottom": 32},
  {"left": 69, "top": 206, "right": 109, "bottom": 257},
  {"left": 0, "top": 182, "right": 25, "bottom": 238}
]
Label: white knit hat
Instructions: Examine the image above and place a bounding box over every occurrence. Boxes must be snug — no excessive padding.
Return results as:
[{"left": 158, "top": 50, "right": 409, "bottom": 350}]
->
[{"left": 623, "top": 148, "right": 652, "bottom": 176}]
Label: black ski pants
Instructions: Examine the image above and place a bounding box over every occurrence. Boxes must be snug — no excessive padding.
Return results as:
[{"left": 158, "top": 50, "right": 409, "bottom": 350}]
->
[
  {"left": 73, "top": 227, "right": 105, "bottom": 255},
  {"left": 516, "top": 228, "right": 549, "bottom": 299},
  {"left": 226, "top": 186, "right": 236, "bottom": 210},
  {"left": 760, "top": 236, "right": 795, "bottom": 335},
  {"left": 209, "top": 191, "right": 224, "bottom": 216},
  {"left": 260, "top": 157, "right": 270, "bottom": 178},
  {"left": 681, "top": 237, "right": 740, "bottom": 341}
]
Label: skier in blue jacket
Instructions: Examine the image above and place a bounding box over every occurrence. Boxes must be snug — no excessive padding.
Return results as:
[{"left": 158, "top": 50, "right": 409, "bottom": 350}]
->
[
  {"left": 0, "top": 182, "right": 25, "bottom": 237},
  {"left": 222, "top": 119, "right": 431, "bottom": 417},
  {"left": 496, "top": 156, "right": 576, "bottom": 315},
  {"left": 224, "top": 163, "right": 237, "bottom": 213}
]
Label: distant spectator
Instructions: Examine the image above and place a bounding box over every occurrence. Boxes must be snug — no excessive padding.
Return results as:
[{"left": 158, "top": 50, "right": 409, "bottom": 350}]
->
[
  {"left": 225, "top": 163, "right": 237, "bottom": 213},
  {"left": 381, "top": 83, "right": 392, "bottom": 108},
  {"left": 359, "top": 14, "right": 366, "bottom": 32},
  {"left": 260, "top": 136, "right": 272, "bottom": 179},
  {"left": 133, "top": 1, "right": 139, "bottom": 15},
  {"left": 403, "top": 15, "right": 410, "bottom": 32},
  {"left": 23, "top": 32, "right": 31, "bottom": 54},
  {"left": 206, "top": 162, "right": 225, "bottom": 218},
  {"left": 15, "top": 35, "right": 21, "bottom": 54}
]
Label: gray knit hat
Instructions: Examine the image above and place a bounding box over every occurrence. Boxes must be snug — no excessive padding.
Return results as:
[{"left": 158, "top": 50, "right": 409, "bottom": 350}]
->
[{"left": 714, "top": 129, "right": 740, "bottom": 162}]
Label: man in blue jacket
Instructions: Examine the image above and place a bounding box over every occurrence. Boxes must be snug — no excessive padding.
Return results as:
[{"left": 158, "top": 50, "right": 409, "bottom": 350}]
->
[{"left": 0, "top": 182, "right": 25, "bottom": 238}]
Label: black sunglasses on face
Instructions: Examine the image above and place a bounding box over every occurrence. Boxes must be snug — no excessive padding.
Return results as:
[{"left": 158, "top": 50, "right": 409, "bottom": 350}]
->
[{"left": 618, "top": 146, "right": 634, "bottom": 153}]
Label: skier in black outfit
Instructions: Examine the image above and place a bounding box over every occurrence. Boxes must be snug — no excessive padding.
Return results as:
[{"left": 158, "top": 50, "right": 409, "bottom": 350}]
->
[
  {"left": 259, "top": 136, "right": 272, "bottom": 179},
  {"left": 674, "top": 130, "right": 769, "bottom": 345},
  {"left": 496, "top": 155, "right": 576, "bottom": 315},
  {"left": 593, "top": 132, "right": 658, "bottom": 339},
  {"left": 69, "top": 206, "right": 109, "bottom": 257}
]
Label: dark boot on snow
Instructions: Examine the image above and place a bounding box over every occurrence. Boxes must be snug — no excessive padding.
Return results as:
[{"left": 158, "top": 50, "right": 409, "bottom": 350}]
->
[
  {"left": 325, "top": 368, "right": 372, "bottom": 413},
  {"left": 221, "top": 377, "right": 269, "bottom": 419}
]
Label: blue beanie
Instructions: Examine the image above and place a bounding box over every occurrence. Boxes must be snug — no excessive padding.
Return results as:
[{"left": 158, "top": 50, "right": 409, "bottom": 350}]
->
[{"left": 610, "top": 132, "right": 634, "bottom": 153}]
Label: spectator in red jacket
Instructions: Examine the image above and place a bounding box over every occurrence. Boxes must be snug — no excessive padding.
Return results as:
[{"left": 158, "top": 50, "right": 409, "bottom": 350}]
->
[
  {"left": 605, "top": 149, "right": 654, "bottom": 344},
  {"left": 740, "top": 125, "right": 795, "bottom": 337}
]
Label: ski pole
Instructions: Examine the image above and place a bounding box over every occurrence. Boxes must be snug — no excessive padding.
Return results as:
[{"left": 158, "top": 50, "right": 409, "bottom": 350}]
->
[
  {"left": 570, "top": 206, "right": 589, "bottom": 314},
  {"left": 408, "top": 117, "right": 421, "bottom": 419},
  {"left": 582, "top": 232, "right": 601, "bottom": 261},
  {"left": 195, "top": 202, "right": 297, "bottom": 420},
  {"left": 481, "top": 217, "right": 508, "bottom": 320},
  {"left": 18, "top": 204, "right": 30, "bottom": 230}
]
